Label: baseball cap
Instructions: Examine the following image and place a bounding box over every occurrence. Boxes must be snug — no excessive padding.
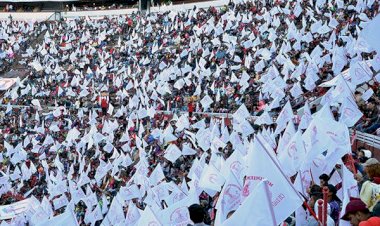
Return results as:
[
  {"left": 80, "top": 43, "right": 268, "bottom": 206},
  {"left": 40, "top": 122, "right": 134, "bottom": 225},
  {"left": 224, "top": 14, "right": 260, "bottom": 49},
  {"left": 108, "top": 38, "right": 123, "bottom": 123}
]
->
[
  {"left": 341, "top": 199, "right": 368, "bottom": 220},
  {"left": 363, "top": 158, "right": 379, "bottom": 167},
  {"left": 363, "top": 150, "right": 372, "bottom": 158}
]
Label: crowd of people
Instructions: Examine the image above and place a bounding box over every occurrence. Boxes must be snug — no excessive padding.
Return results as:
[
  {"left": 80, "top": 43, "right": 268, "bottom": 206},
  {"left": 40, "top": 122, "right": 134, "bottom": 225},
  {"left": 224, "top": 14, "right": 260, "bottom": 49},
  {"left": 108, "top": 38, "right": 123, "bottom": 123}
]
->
[
  {"left": 0, "top": 19, "right": 39, "bottom": 73},
  {"left": 0, "top": 0, "right": 380, "bottom": 225}
]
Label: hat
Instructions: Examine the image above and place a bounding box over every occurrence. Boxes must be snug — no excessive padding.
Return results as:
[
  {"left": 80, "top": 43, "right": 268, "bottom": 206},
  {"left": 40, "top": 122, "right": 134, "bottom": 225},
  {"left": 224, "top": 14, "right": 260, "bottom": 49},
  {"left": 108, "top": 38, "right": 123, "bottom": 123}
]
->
[
  {"left": 363, "top": 150, "right": 372, "bottom": 159},
  {"left": 363, "top": 158, "right": 379, "bottom": 167},
  {"left": 341, "top": 199, "right": 368, "bottom": 220}
]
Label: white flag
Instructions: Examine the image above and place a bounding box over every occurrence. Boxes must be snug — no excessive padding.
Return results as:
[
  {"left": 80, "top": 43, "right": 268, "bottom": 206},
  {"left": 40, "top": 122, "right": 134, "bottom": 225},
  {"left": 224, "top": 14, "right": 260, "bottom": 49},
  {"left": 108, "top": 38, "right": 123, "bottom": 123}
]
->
[
  {"left": 149, "top": 164, "right": 166, "bottom": 185},
  {"left": 276, "top": 121, "right": 296, "bottom": 156},
  {"left": 299, "top": 101, "right": 313, "bottom": 130},
  {"left": 339, "top": 97, "right": 363, "bottom": 127},
  {"left": 243, "top": 137, "right": 303, "bottom": 224},
  {"left": 339, "top": 164, "right": 359, "bottom": 226},
  {"left": 53, "top": 194, "right": 69, "bottom": 210},
  {"left": 278, "top": 131, "right": 307, "bottom": 177},
  {"left": 361, "top": 14, "right": 380, "bottom": 54},
  {"left": 254, "top": 111, "right": 273, "bottom": 125},
  {"left": 164, "top": 144, "right": 182, "bottom": 163},
  {"left": 35, "top": 210, "right": 79, "bottom": 226},
  {"left": 215, "top": 172, "right": 243, "bottom": 225},
  {"left": 137, "top": 206, "right": 162, "bottom": 226},
  {"left": 274, "top": 101, "right": 293, "bottom": 134},
  {"left": 200, "top": 95, "right": 213, "bottom": 110},
  {"left": 232, "top": 104, "right": 251, "bottom": 123},
  {"left": 222, "top": 180, "right": 276, "bottom": 226},
  {"left": 349, "top": 61, "right": 372, "bottom": 86},
  {"left": 125, "top": 201, "right": 141, "bottom": 225},
  {"left": 182, "top": 144, "right": 197, "bottom": 156},
  {"left": 199, "top": 163, "right": 226, "bottom": 192}
]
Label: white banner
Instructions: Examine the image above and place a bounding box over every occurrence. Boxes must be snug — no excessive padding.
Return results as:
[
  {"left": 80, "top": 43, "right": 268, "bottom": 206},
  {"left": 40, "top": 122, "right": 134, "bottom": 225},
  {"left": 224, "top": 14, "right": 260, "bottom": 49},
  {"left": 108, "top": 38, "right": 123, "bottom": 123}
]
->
[
  {"left": 0, "top": 78, "right": 17, "bottom": 91},
  {"left": 0, "top": 198, "right": 34, "bottom": 220}
]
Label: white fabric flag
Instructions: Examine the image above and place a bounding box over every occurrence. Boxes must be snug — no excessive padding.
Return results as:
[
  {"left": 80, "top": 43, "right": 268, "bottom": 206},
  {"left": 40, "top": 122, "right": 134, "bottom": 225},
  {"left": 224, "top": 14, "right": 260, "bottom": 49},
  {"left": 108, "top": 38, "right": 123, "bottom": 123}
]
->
[
  {"left": 215, "top": 172, "right": 243, "bottom": 225},
  {"left": 66, "top": 127, "right": 80, "bottom": 143},
  {"left": 182, "top": 144, "right": 197, "bottom": 156},
  {"left": 232, "top": 104, "right": 251, "bottom": 123},
  {"left": 137, "top": 206, "right": 162, "bottom": 226},
  {"left": 254, "top": 111, "right": 273, "bottom": 125},
  {"left": 222, "top": 149, "right": 245, "bottom": 187},
  {"left": 31, "top": 99, "right": 42, "bottom": 111},
  {"left": 361, "top": 88, "right": 374, "bottom": 102},
  {"left": 349, "top": 61, "right": 372, "bottom": 86},
  {"left": 191, "top": 118, "right": 206, "bottom": 129},
  {"left": 164, "top": 144, "right": 182, "bottom": 163},
  {"left": 222, "top": 180, "right": 276, "bottom": 226},
  {"left": 361, "top": 14, "right": 380, "bottom": 53},
  {"left": 176, "top": 114, "right": 190, "bottom": 131},
  {"left": 105, "top": 198, "right": 125, "bottom": 225},
  {"left": 160, "top": 198, "right": 193, "bottom": 226},
  {"left": 35, "top": 210, "right": 79, "bottom": 226},
  {"left": 238, "top": 120, "right": 255, "bottom": 137},
  {"left": 339, "top": 164, "right": 360, "bottom": 226},
  {"left": 53, "top": 194, "right": 69, "bottom": 210},
  {"left": 299, "top": 101, "right": 313, "bottom": 130},
  {"left": 120, "top": 184, "right": 141, "bottom": 202},
  {"left": 339, "top": 97, "right": 363, "bottom": 127},
  {"left": 278, "top": 131, "right": 307, "bottom": 177},
  {"left": 199, "top": 163, "right": 226, "bottom": 192},
  {"left": 274, "top": 101, "right": 293, "bottom": 134},
  {"left": 290, "top": 82, "right": 303, "bottom": 98},
  {"left": 125, "top": 201, "right": 141, "bottom": 225},
  {"left": 200, "top": 95, "right": 213, "bottom": 110},
  {"left": 276, "top": 121, "right": 296, "bottom": 156},
  {"left": 302, "top": 117, "right": 350, "bottom": 166},
  {"left": 243, "top": 137, "right": 303, "bottom": 225},
  {"left": 149, "top": 164, "right": 166, "bottom": 185}
]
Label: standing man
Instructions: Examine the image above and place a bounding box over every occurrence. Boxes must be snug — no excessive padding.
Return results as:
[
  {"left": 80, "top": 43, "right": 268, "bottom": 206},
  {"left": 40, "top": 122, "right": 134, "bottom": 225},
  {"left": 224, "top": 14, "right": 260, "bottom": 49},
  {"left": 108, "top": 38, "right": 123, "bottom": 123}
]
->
[
  {"left": 341, "top": 199, "right": 380, "bottom": 226},
  {"left": 188, "top": 96, "right": 195, "bottom": 119},
  {"left": 99, "top": 92, "right": 109, "bottom": 116}
]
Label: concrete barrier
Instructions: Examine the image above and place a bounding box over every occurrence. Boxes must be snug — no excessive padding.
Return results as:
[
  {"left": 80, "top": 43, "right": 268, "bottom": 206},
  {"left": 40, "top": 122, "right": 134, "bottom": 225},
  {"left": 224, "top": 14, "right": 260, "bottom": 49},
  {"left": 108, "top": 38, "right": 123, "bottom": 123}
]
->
[
  {"left": 0, "top": 12, "right": 54, "bottom": 21},
  {"left": 0, "top": 0, "right": 230, "bottom": 21}
]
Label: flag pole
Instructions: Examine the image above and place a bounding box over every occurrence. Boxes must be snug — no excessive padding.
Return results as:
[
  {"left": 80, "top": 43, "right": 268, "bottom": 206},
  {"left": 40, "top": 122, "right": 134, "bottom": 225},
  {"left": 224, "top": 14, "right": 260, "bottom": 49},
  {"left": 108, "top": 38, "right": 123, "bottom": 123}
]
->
[
  {"left": 256, "top": 135, "right": 319, "bottom": 222},
  {"left": 263, "top": 180, "right": 277, "bottom": 226},
  {"left": 322, "top": 187, "right": 329, "bottom": 226},
  {"left": 347, "top": 154, "right": 357, "bottom": 175}
]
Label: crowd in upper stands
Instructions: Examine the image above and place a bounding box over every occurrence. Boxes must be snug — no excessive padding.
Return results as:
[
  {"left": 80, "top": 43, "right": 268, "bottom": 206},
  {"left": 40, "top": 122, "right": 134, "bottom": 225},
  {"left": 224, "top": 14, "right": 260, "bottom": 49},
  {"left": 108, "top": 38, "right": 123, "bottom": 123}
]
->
[{"left": 0, "top": 0, "right": 380, "bottom": 225}]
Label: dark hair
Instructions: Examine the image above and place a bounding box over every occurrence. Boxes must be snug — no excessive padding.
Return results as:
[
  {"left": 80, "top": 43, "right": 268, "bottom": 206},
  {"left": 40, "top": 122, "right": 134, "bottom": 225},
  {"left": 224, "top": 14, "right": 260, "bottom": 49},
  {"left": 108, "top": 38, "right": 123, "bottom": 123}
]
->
[
  {"left": 319, "top": 174, "right": 330, "bottom": 182},
  {"left": 309, "top": 184, "right": 322, "bottom": 195},
  {"left": 188, "top": 204, "right": 205, "bottom": 223},
  {"left": 310, "top": 191, "right": 323, "bottom": 200}
]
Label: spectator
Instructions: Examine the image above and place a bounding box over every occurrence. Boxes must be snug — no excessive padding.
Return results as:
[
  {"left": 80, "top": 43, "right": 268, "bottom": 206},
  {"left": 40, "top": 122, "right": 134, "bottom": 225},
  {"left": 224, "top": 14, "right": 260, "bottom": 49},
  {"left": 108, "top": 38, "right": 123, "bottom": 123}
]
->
[
  {"left": 188, "top": 204, "right": 209, "bottom": 226},
  {"left": 341, "top": 199, "right": 378, "bottom": 226},
  {"left": 360, "top": 159, "right": 380, "bottom": 211}
]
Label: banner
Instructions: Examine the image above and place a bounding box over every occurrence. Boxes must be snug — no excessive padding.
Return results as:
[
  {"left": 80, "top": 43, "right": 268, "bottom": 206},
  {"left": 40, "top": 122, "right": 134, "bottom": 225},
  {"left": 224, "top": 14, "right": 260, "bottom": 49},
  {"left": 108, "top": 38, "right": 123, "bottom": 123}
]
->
[
  {"left": 0, "top": 78, "right": 17, "bottom": 91},
  {"left": 0, "top": 198, "right": 34, "bottom": 220}
]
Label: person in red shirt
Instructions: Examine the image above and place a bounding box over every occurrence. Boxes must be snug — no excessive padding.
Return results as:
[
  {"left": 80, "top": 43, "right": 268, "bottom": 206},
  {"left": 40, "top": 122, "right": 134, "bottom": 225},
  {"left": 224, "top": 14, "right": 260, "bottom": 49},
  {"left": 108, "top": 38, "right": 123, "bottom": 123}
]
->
[
  {"left": 188, "top": 97, "right": 195, "bottom": 119},
  {"left": 99, "top": 94, "right": 109, "bottom": 116}
]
